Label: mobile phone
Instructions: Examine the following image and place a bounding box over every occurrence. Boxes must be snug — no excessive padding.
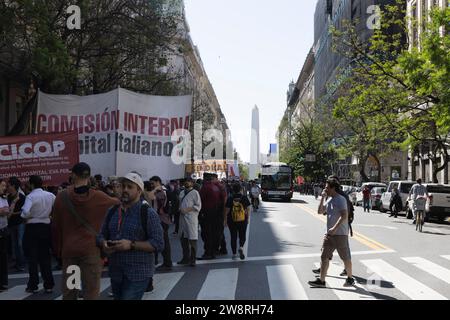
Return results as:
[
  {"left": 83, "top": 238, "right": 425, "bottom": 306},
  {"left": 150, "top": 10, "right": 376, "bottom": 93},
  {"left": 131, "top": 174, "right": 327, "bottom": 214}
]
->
[{"left": 107, "top": 241, "right": 117, "bottom": 247}]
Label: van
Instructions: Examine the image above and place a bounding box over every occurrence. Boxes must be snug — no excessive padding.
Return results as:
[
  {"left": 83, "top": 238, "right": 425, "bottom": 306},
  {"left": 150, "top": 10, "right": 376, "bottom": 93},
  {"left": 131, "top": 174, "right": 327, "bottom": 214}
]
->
[{"left": 380, "top": 181, "right": 415, "bottom": 213}]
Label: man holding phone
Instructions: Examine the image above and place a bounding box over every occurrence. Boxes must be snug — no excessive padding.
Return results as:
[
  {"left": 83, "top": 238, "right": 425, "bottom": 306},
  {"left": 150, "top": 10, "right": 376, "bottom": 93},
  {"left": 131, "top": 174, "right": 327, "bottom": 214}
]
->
[
  {"left": 308, "top": 178, "right": 355, "bottom": 288},
  {"left": 98, "top": 172, "right": 164, "bottom": 300}
]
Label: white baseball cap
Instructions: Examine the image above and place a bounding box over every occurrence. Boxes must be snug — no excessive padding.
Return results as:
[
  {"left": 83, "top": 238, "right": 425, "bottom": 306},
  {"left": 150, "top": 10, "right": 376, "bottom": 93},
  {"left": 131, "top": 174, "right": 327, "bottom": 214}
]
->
[{"left": 120, "top": 172, "right": 144, "bottom": 191}]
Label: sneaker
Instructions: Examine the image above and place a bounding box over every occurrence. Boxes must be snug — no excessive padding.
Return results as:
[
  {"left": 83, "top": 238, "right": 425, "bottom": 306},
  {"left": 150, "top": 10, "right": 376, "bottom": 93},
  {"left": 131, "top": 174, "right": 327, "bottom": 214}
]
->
[
  {"left": 344, "top": 277, "right": 355, "bottom": 287},
  {"left": 25, "top": 287, "right": 38, "bottom": 294},
  {"left": 232, "top": 254, "right": 238, "bottom": 260},
  {"left": 177, "top": 260, "right": 190, "bottom": 265},
  {"left": 412, "top": 220, "right": 416, "bottom": 225},
  {"left": 340, "top": 269, "right": 347, "bottom": 276},
  {"left": 312, "top": 268, "right": 321, "bottom": 274},
  {"left": 308, "top": 278, "right": 326, "bottom": 287},
  {"left": 238, "top": 248, "right": 245, "bottom": 260}
]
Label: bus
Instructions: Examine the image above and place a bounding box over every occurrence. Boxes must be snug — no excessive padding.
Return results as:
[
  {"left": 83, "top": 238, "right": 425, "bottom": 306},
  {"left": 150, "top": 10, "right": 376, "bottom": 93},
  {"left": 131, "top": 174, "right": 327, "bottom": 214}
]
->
[{"left": 261, "top": 162, "right": 294, "bottom": 202}]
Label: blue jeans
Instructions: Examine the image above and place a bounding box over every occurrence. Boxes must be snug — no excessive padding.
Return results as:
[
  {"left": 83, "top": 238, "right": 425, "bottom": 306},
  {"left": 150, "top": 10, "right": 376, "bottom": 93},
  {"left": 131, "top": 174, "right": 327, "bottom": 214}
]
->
[
  {"left": 10, "top": 224, "right": 25, "bottom": 268},
  {"left": 111, "top": 276, "right": 149, "bottom": 300}
]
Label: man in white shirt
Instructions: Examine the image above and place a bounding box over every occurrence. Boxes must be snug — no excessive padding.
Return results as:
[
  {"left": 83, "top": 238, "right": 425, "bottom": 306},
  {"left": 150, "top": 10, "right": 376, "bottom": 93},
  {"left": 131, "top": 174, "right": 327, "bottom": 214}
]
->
[{"left": 21, "top": 175, "right": 56, "bottom": 294}]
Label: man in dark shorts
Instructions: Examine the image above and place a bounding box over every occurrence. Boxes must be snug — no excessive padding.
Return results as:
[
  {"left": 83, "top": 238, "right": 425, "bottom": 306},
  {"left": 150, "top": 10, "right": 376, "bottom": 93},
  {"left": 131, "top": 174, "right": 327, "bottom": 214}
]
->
[{"left": 308, "top": 178, "right": 355, "bottom": 288}]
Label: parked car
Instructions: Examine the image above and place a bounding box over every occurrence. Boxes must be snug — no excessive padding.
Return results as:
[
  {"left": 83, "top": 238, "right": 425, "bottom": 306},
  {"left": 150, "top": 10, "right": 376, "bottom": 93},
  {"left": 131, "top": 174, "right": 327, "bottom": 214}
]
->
[
  {"left": 380, "top": 181, "right": 415, "bottom": 214},
  {"left": 406, "top": 183, "right": 450, "bottom": 222},
  {"left": 356, "top": 183, "right": 387, "bottom": 206},
  {"left": 370, "top": 187, "right": 386, "bottom": 210}
]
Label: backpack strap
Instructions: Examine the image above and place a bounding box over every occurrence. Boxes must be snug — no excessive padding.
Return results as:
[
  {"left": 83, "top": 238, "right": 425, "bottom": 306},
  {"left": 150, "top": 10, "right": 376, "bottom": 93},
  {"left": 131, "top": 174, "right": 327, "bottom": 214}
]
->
[
  {"left": 140, "top": 203, "right": 149, "bottom": 240},
  {"left": 104, "top": 204, "right": 120, "bottom": 241}
]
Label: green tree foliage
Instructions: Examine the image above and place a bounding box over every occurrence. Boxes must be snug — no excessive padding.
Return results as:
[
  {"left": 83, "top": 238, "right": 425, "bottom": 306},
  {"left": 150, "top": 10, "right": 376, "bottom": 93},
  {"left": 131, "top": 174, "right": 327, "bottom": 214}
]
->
[
  {"left": 331, "top": 2, "right": 449, "bottom": 182},
  {"left": 0, "top": 0, "right": 180, "bottom": 94}
]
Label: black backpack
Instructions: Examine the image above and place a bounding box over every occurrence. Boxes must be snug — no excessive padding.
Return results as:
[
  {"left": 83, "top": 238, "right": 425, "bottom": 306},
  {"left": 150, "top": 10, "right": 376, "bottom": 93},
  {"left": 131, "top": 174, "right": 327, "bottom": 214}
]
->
[
  {"left": 338, "top": 189, "right": 354, "bottom": 237},
  {"left": 103, "top": 202, "right": 149, "bottom": 240}
]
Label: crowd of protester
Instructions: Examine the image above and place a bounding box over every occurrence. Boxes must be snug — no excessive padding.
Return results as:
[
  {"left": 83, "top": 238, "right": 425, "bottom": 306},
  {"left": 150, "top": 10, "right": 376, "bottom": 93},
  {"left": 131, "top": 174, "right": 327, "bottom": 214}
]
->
[{"left": 0, "top": 163, "right": 252, "bottom": 299}]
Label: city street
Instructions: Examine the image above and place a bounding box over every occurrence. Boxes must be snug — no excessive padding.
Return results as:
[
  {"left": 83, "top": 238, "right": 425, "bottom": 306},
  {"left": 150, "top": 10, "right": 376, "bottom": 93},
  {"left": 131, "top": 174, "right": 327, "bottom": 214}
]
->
[{"left": 3, "top": 193, "right": 450, "bottom": 301}]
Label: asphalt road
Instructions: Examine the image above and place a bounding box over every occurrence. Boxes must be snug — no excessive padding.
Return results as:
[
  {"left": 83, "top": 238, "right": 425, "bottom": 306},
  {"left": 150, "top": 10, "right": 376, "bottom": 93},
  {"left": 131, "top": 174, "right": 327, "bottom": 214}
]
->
[{"left": 2, "top": 193, "right": 450, "bottom": 300}]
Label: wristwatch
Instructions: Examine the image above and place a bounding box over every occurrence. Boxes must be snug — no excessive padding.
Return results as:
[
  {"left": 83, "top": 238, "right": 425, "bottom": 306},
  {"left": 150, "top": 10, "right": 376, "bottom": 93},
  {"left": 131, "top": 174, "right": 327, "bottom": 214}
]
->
[{"left": 130, "top": 241, "right": 136, "bottom": 251}]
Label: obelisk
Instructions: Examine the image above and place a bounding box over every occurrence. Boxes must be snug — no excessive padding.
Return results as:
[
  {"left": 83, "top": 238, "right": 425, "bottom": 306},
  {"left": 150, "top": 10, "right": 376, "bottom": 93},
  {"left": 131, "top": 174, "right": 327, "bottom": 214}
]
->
[{"left": 249, "top": 105, "right": 261, "bottom": 180}]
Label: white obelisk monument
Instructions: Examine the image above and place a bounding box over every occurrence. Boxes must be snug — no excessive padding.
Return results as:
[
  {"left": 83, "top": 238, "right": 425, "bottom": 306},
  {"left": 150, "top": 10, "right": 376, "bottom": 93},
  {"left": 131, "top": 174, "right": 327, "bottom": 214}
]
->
[{"left": 249, "top": 105, "right": 261, "bottom": 180}]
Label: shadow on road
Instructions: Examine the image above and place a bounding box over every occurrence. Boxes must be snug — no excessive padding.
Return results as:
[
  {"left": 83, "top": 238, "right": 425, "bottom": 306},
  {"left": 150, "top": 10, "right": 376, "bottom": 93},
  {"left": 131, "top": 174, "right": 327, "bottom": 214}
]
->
[{"left": 289, "top": 199, "right": 309, "bottom": 204}]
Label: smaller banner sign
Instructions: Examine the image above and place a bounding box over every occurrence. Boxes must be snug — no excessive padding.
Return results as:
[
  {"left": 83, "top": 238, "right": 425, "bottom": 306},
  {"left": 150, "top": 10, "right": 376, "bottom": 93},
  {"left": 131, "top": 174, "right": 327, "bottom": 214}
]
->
[{"left": 0, "top": 131, "right": 79, "bottom": 185}]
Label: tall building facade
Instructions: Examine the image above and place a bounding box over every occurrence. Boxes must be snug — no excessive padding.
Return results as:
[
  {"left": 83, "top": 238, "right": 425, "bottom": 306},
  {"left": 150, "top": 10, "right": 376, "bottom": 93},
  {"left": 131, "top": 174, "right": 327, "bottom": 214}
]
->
[
  {"left": 407, "top": 0, "right": 449, "bottom": 183},
  {"left": 313, "top": 0, "right": 410, "bottom": 183}
]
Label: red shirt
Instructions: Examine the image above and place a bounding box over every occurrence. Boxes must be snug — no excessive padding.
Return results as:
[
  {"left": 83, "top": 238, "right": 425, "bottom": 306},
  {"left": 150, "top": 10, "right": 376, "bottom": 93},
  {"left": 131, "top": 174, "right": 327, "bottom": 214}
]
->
[
  {"left": 363, "top": 188, "right": 371, "bottom": 199},
  {"left": 200, "top": 181, "right": 223, "bottom": 210}
]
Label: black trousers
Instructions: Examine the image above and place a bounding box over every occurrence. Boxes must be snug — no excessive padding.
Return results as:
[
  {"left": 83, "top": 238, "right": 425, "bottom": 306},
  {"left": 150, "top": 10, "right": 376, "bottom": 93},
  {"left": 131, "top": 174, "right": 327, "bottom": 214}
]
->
[
  {"left": 228, "top": 221, "right": 248, "bottom": 254},
  {"left": 161, "top": 223, "right": 172, "bottom": 266},
  {"left": 203, "top": 210, "right": 223, "bottom": 257},
  {"left": 0, "top": 233, "right": 8, "bottom": 287},
  {"left": 181, "top": 237, "right": 197, "bottom": 263},
  {"left": 23, "top": 223, "right": 54, "bottom": 290}
]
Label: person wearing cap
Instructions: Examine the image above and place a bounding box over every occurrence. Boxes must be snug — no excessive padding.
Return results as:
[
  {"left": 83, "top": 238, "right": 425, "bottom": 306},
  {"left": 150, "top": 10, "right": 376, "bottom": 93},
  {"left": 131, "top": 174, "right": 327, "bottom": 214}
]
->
[
  {"left": 98, "top": 172, "right": 164, "bottom": 300},
  {"left": 51, "top": 162, "right": 120, "bottom": 300}
]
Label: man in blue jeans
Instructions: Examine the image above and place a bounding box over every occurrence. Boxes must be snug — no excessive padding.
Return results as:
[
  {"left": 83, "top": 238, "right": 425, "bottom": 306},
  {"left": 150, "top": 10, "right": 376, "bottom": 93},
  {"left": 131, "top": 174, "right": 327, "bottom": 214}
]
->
[
  {"left": 98, "top": 172, "right": 164, "bottom": 300},
  {"left": 7, "top": 177, "right": 26, "bottom": 271}
]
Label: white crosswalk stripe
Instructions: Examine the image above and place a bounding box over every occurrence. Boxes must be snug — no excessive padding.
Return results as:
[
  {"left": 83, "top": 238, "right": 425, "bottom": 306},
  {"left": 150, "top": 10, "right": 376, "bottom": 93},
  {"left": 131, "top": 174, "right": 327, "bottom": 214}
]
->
[
  {"left": 0, "top": 285, "right": 33, "bottom": 300},
  {"left": 266, "top": 265, "right": 308, "bottom": 300},
  {"left": 402, "top": 257, "right": 450, "bottom": 285},
  {"left": 197, "top": 268, "right": 239, "bottom": 300},
  {"left": 313, "top": 262, "right": 376, "bottom": 300},
  {"left": 3, "top": 255, "right": 450, "bottom": 300},
  {"left": 143, "top": 272, "right": 184, "bottom": 300},
  {"left": 55, "top": 278, "right": 111, "bottom": 300},
  {"left": 360, "top": 259, "right": 447, "bottom": 300}
]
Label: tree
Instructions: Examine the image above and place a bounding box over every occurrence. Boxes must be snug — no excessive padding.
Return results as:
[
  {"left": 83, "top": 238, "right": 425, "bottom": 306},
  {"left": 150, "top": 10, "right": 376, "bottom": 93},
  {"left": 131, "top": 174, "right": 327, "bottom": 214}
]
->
[
  {"left": 282, "top": 107, "right": 337, "bottom": 182},
  {"left": 330, "top": 2, "right": 449, "bottom": 182},
  {"left": 0, "top": 0, "right": 181, "bottom": 95}
]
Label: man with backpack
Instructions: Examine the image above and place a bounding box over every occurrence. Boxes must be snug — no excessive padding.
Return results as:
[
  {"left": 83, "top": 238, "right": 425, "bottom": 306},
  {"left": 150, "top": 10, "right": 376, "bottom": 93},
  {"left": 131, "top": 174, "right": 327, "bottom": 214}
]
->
[
  {"left": 52, "top": 162, "right": 119, "bottom": 300},
  {"left": 225, "top": 183, "right": 251, "bottom": 260},
  {"left": 97, "top": 172, "right": 164, "bottom": 300},
  {"left": 178, "top": 178, "right": 202, "bottom": 266},
  {"left": 309, "top": 178, "right": 355, "bottom": 288},
  {"left": 312, "top": 175, "right": 354, "bottom": 277}
]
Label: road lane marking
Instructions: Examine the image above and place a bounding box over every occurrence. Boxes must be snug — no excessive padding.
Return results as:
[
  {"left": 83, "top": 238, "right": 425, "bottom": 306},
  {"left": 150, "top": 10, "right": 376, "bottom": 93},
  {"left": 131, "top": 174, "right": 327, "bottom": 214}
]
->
[
  {"left": 402, "top": 257, "right": 450, "bottom": 285},
  {"left": 143, "top": 272, "right": 184, "bottom": 300},
  {"left": 0, "top": 285, "right": 32, "bottom": 300},
  {"left": 197, "top": 268, "right": 238, "bottom": 300},
  {"left": 354, "top": 224, "right": 398, "bottom": 230},
  {"left": 313, "top": 262, "right": 376, "bottom": 300},
  {"left": 441, "top": 255, "right": 450, "bottom": 261},
  {"left": 266, "top": 265, "right": 308, "bottom": 300},
  {"left": 55, "top": 277, "right": 111, "bottom": 300},
  {"left": 293, "top": 203, "right": 392, "bottom": 251},
  {"left": 360, "top": 259, "right": 447, "bottom": 300}
]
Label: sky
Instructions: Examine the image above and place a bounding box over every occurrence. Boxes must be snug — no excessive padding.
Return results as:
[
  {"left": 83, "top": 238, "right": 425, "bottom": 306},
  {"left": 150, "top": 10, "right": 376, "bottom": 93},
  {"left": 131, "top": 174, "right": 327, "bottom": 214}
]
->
[{"left": 184, "top": 0, "right": 317, "bottom": 162}]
